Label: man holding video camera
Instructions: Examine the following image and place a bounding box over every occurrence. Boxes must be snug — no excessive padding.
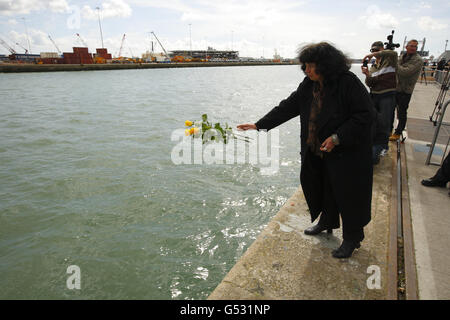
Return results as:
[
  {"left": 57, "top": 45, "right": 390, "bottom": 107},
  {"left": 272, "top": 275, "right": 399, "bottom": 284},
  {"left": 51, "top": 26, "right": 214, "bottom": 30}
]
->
[{"left": 361, "top": 41, "right": 398, "bottom": 164}]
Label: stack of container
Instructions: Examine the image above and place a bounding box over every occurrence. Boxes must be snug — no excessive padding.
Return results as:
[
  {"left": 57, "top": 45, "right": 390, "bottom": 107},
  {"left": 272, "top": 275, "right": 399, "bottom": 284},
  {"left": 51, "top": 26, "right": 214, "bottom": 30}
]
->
[
  {"left": 94, "top": 48, "right": 112, "bottom": 63},
  {"left": 40, "top": 52, "right": 64, "bottom": 64},
  {"left": 74, "top": 47, "right": 93, "bottom": 64},
  {"left": 63, "top": 52, "right": 79, "bottom": 64},
  {"left": 40, "top": 57, "right": 64, "bottom": 64},
  {"left": 95, "top": 48, "right": 112, "bottom": 59},
  {"left": 63, "top": 47, "right": 93, "bottom": 64}
]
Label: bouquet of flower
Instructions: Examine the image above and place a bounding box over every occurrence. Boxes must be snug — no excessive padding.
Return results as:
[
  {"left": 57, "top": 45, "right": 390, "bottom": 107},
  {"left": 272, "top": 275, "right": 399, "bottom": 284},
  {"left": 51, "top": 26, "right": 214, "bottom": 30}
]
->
[{"left": 184, "top": 114, "right": 251, "bottom": 144}]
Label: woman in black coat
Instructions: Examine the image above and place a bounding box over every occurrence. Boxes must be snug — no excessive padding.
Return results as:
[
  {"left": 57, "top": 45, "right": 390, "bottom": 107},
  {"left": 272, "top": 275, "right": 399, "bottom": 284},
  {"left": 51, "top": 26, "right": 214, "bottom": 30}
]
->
[{"left": 237, "top": 42, "right": 375, "bottom": 258}]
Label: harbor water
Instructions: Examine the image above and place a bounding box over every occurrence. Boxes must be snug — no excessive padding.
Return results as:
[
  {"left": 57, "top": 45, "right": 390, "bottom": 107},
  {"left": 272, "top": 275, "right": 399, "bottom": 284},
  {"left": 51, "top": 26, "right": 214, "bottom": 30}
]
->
[{"left": 0, "top": 64, "right": 364, "bottom": 299}]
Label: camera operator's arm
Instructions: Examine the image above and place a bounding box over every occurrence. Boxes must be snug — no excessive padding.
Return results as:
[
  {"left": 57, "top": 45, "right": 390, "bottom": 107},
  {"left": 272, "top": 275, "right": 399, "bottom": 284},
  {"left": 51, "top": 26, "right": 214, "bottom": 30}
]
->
[
  {"left": 361, "top": 52, "right": 378, "bottom": 87},
  {"left": 364, "top": 49, "right": 396, "bottom": 63},
  {"left": 361, "top": 66, "right": 370, "bottom": 76},
  {"left": 363, "top": 53, "right": 377, "bottom": 62},
  {"left": 361, "top": 63, "right": 376, "bottom": 88}
]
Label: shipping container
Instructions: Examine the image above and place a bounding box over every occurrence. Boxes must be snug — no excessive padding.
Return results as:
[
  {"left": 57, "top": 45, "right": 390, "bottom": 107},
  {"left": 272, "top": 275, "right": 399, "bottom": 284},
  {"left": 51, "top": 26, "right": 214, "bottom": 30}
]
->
[
  {"left": 40, "top": 52, "right": 60, "bottom": 58},
  {"left": 40, "top": 57, "right": 64, "bottom": 64},
  {"left": 73, "top": 47, "right": 89, "bottom": 54}
]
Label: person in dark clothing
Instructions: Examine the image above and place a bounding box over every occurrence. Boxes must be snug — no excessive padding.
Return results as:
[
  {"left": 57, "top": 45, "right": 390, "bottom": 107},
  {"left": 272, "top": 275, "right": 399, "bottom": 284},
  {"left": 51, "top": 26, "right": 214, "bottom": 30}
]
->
[
  {"left": 421, "top": 153, "right": 450, "bottom": 189},
  {"left": 437, "top": 59, "right": 447, "bottom": 71},
  {"left": 237, "top": 42, "right": 375, "bottom": 259}
]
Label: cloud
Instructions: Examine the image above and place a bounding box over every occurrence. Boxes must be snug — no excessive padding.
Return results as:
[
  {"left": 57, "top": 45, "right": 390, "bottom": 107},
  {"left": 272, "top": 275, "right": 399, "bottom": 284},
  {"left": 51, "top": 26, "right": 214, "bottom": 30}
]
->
[
  {"left": 413, "top": 2, "right": 432, "bottom": 11},
  {"left": 82, "top": 0, "right": 132, "bottom": 20},
  {"left": 6, "top": 28, "right": 50, "bottom": 53},
  {"left": 419, "top": 2, "right": 431, "bottom": 9},
  {"left": 128, "top": 0, "right": 318, "bottom": 58},
  {"left": 418, "top": 16, "right": 447, "bottom": 31},
  {"left": 0, "top": 0, "right": 70, "bottom": 15},
  {"left": 364, "top": 5, "right": 399, "bottom": 30}
]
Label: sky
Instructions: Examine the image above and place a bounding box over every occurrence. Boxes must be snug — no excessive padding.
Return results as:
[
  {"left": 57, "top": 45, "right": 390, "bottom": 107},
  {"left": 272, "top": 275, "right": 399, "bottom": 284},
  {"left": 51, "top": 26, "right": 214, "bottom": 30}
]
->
[{"left": 0, "top": 0, "right": 449, "bottom": 59}]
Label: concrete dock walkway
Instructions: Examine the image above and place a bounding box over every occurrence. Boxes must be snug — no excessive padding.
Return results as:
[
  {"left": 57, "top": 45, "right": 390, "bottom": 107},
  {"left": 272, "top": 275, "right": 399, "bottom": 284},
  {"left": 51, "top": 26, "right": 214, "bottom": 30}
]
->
[
  {"left": 208, "top": 80, "right": 449, "bottom": 300},
  {"left": 208, "top": 149, "right": 395, "bottom": 299},
  {"left": 402, "top": 81, "right": 450, "bottom": 299}
]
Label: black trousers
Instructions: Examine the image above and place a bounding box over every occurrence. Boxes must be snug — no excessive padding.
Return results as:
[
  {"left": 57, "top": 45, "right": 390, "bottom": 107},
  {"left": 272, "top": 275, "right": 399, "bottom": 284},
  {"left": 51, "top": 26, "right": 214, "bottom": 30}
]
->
[
  {"left": 307, "top": 152, "right": 365, "bottom": 243},
  {"left": 371, "top": 92, "right": 396, "bottom": 146},
  {"left": 394, "top": 92, "right": 412, "bottom": 135},
  {"left": 432, "top": 152, "right": 450, "bottom": 182}
]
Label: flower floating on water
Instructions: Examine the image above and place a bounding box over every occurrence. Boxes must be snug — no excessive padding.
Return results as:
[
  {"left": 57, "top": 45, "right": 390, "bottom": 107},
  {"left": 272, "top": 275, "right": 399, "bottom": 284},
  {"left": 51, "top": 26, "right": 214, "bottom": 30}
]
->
[{"left": 184, "top": 114, "right": 251, "bottom": 144}]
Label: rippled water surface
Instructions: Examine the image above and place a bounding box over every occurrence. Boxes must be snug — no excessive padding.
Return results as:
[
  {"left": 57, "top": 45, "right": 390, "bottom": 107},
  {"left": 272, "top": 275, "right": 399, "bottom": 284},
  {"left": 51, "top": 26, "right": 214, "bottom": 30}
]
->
[{"left": 0, "top": 65, "right": 364, "bottom": 299}]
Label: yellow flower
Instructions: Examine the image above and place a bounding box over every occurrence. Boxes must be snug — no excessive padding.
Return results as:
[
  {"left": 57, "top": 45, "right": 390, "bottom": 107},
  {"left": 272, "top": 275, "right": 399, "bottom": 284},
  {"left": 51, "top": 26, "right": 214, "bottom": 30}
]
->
[
  {"left": 193, "top": 127, "right": 199, "bottom": 134},
  {"left": 185, "top": 128, "right": 191, "bottom": 136},
  {"left": 185, "top": 120, "right": 193, "bottom": 127},
  {"left": 189, "top": 127, "right": 195, "bottom": 135}
]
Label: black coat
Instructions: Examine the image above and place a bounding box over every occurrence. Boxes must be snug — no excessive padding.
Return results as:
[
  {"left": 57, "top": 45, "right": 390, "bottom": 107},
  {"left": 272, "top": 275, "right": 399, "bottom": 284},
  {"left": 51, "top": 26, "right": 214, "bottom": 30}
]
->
[{"left": 255, "top": 71, "right": 375, "bottom": 229}]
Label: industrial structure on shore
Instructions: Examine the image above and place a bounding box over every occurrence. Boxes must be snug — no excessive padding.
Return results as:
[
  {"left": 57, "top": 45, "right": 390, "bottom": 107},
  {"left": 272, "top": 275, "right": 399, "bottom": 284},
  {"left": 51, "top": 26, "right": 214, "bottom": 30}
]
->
[
  {"left": 2, "top": 27, "right": 444, "bottom": 66},
  {"left": 0, "top": 30, "right": 293, "bottom": 65},
  {"left": 0, "top": 44, "right": 286, "bottom": 65}
]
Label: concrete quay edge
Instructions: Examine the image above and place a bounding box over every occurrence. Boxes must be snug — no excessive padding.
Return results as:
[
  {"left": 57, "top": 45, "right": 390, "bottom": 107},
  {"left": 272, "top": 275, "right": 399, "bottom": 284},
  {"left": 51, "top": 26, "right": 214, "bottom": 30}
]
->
[{"left": 208, "top": 147, "right": 396, "bottom": 300}]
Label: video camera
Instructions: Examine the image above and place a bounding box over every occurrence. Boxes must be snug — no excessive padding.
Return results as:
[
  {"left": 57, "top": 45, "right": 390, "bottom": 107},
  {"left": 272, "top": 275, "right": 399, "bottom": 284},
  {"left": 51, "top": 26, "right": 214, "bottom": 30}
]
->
[{"left": 384, "top": 30, "right": 400, "bottom": 50}]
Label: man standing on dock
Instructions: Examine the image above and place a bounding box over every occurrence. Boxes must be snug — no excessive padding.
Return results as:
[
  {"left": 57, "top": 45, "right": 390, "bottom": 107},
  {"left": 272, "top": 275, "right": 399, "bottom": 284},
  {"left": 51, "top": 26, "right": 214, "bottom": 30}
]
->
[
  {"left": 390, "top": 40, "right": 423, "bottom": 141},
  {"left": 362, "top": 41, "right": 398, "bottom": 164}
]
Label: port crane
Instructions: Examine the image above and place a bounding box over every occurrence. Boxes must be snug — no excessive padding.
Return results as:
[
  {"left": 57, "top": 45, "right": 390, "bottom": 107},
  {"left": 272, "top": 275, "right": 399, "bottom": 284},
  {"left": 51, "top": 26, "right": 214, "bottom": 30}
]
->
[
  {"left": 114, "top": 34, "right": 137, "bottom": 63},
  {"left": 0, "top": 37, "right": 17, "bottom": 54},
  {"left": 15, "top": 42, "right": 29, "bottom": 54},
  {"left": 151, "top": 31, "right": 170, "bottom": 60},
  {"left": 48, "top": 35, "right": 61, "bottom": 54},
  {"left": 76, "top": 33, "right": 88, "bottom": 48},
  {"left": 118, "top": 33, "right": 126, "bottom": 57}
]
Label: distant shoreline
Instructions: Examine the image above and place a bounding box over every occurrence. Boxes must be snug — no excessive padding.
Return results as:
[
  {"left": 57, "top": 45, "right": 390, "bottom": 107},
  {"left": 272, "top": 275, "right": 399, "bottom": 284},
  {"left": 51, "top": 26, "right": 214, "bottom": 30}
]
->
[{"left": 0, "top": 61, "right": 299, "bottom": 73}]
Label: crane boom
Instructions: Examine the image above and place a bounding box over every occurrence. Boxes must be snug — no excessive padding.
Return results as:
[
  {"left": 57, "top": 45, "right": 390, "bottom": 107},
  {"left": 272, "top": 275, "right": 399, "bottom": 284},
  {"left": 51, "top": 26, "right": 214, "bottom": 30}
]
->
[
  {"left": 118, "top": 34, "right": 126, "bottom": 57},
  {"left": 151, "top": 31, "right": 169, "bottom": 59},
  {"left": 76, "top": 33, "right": 88, "bottom": 48},
  {"left": 15, "top": 42, "right": 28, "bottom": 54},
  {"left": 0, "top": 37, "right": 17, "bottom": 54},
  {"left": 48, "top": 35, "right": 61, "bottom": 54}
]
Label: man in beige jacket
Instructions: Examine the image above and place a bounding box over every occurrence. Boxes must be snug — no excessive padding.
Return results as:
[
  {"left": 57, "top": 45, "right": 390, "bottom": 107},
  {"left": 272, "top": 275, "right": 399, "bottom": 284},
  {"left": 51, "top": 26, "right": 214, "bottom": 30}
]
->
[{"left": 390, "top": 39, "right": 423, "bottom": 141}]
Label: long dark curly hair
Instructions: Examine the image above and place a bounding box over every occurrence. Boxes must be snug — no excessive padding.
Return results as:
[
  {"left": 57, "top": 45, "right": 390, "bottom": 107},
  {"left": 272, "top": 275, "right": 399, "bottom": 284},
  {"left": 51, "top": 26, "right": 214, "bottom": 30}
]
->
[{"left": 298, "top": 42, "right": 351, "bottom": 83}]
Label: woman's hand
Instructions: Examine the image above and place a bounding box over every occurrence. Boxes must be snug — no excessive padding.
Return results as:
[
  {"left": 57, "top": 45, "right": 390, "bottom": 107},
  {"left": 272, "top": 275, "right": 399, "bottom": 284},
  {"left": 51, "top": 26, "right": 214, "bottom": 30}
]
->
[
  {"left": 320, "top": 136, "right": 336, "bottom": 153},
  {"left": 236, "top": 123, "right": 257, "bottom": 131}
]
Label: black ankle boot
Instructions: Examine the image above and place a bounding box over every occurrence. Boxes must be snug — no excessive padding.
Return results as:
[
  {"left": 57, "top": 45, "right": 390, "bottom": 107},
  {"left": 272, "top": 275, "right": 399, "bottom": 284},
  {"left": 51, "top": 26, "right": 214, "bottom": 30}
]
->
[
  {"left": 304, "top": 224, "right": 333, "bottom": 235},
  {"left": 332, "top": 240, "right": 361, "bottom": 259},
  {"left": 421, "top": 177, "right": 447, "bottom": 188}
]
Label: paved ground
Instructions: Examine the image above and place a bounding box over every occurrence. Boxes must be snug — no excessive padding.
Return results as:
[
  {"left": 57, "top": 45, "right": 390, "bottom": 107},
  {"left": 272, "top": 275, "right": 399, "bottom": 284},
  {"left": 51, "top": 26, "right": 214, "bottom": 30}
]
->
[
  {"left": 402, "top": 81, "right": 450, "bottom": 300},
  {"left": 208, "top": 135, "right": 396, "bottom": 300},
  {"left": 208, "top": 80, "right": 449, "bottom": 300}
]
